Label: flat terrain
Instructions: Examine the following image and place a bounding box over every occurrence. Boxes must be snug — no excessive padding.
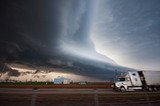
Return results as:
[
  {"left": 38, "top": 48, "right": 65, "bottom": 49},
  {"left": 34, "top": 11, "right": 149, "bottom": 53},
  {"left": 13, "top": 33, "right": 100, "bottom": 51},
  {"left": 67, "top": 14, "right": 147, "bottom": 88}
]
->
[
  {"left": 0, "top": 88, "right": 160, "bottom": 106},
  {"left": 0, "top": 82, "right": 112, "bottom": 89}
]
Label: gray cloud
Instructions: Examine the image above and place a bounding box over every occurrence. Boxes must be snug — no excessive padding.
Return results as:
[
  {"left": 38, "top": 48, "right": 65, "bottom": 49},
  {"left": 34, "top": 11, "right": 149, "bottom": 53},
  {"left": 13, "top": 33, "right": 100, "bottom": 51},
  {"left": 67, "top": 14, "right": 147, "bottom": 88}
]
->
[
  {"left": 0, "top": 0, "right": 159, "bottom": 82},
  {"left": 58, "top": 0, "right": 95, "bottom": 55},
  {"left": 91, "top": 0, "right": 160, "bottom": 70},
  {"left": 0, "top": 64, "right": 20, "bottom": 77},
  {"left": 0, "top": 0, "right": 116, "bottom": 65}
]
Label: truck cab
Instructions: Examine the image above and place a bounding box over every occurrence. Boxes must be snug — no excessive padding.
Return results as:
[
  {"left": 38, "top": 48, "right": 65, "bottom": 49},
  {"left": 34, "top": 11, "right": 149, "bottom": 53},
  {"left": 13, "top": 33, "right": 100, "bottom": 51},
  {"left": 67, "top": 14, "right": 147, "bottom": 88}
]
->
[{"left": 113, "top": 72, "right": 143, "bottom": 92}]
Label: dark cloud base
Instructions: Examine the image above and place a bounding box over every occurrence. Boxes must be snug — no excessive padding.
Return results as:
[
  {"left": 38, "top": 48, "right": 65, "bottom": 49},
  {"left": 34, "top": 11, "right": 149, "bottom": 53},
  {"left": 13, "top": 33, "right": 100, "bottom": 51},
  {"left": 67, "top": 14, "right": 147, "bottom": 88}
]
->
[
  {"left": 0, "top": 63, "right": 20, "bottom": 77},
  {"left": 0, "top": 0, "right": 136, "bottom": 81}
]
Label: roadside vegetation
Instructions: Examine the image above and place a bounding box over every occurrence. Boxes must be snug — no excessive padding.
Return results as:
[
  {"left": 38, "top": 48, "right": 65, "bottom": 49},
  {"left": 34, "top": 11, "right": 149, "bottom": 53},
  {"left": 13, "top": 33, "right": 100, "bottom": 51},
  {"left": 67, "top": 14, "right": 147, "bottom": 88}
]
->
[{"left": 0, "top": 82, "right": 112, "bottom": 89}]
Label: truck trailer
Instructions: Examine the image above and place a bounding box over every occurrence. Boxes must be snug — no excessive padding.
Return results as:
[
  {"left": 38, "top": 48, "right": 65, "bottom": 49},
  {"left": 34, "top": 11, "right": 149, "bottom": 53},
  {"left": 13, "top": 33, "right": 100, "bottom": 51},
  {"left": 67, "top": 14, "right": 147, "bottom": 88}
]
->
[{"left": 113, "top": 71, "right": 160, "bottom": 92}]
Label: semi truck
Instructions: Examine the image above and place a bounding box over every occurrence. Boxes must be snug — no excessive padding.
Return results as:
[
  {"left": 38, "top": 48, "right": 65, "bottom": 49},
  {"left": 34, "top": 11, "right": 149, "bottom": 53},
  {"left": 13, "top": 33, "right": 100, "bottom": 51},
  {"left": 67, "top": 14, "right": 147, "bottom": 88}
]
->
[{"left": 112, "top": 71, "right": 160, "bottom": 92}]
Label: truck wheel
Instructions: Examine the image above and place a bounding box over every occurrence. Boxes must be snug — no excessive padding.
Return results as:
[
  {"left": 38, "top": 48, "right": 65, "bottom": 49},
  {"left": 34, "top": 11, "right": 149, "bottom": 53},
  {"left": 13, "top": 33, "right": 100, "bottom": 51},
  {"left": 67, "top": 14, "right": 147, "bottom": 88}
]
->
[
  {"left": 154, "top": 87, "right": 159, "bottom": 91},
  {"left": 120, "top": 86, "right": 126, "bottom": 92},
  {"left": 148, "top": 87, "right": 153, "bottom": 91}
]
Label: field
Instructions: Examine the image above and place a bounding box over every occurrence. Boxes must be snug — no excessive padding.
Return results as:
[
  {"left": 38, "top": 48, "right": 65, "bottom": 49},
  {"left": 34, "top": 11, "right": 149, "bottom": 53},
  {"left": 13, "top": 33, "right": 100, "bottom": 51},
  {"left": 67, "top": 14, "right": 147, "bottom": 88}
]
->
[{"left": 0, "top": 82, "right": 112, "bottom": 89}]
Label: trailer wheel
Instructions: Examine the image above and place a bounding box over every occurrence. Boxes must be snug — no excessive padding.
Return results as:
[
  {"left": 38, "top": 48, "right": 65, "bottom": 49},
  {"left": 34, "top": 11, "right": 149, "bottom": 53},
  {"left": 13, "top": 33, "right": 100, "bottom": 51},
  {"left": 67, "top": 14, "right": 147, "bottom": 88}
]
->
[{"left": 120, "top": 86, "right": 126, "bottom": 92}]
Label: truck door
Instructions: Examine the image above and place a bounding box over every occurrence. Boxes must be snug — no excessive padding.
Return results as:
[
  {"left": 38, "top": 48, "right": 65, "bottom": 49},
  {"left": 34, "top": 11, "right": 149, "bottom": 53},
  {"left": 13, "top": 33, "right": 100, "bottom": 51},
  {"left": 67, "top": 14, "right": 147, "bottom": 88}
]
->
[{"left": 128, "top": 72, "right": 142, "bottom": 86}]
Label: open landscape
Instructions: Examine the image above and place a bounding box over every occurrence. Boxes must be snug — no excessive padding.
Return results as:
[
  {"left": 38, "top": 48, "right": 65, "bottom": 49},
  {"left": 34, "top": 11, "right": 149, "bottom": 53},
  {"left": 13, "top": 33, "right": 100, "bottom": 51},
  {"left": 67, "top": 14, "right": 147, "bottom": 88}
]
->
[{"left": 0, "top": 82, "right": 112, "bottom": 89}]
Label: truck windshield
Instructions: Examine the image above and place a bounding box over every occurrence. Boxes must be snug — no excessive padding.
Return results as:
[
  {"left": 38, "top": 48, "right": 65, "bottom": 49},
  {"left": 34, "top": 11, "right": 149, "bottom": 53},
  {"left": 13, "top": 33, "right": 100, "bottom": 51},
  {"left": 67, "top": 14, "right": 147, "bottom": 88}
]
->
[{"left": 118, "top": 78, "right": 125, "bottom": 81}]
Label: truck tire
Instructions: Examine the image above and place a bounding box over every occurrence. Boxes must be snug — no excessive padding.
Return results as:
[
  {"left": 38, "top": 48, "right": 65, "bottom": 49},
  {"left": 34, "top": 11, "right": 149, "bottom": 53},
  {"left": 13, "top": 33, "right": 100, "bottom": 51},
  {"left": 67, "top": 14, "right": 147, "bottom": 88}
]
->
[
  {"left": 148, "top": 87, "right": 153, "bottom": 91},
  {"left": 120, "top": 86, "right": 126, "bottom": 92},
  {"left": 154, "top": 87, "right": 159, "bottom": 91}
]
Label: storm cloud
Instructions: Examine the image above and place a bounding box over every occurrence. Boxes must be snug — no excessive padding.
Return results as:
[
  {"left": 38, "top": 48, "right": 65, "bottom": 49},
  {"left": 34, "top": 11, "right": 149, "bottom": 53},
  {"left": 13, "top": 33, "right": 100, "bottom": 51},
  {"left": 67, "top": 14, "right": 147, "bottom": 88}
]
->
[
  {"left": 0, "top": 64, "right": 20, "bottom": 77},
  {"left": 0, "top": 0, "right": 160, "bottom": 81},
  {"left": 0, "top": 0, "right": 115, "bottom": 63}
]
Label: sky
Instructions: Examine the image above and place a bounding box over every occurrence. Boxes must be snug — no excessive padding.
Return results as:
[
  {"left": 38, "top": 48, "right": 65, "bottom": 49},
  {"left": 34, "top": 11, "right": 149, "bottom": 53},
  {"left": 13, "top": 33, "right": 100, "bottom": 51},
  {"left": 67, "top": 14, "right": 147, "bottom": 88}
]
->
[
  {"left": 90, "top": 0, "right": 160, "bottom": 70},
  {"left": 0, "top": 0, "right": 160, "bottom": 72}
]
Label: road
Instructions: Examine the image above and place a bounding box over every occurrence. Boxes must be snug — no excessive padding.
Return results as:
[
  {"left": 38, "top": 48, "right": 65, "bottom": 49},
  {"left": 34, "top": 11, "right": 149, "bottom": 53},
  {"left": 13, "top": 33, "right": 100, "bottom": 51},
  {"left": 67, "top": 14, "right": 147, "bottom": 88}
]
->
[
  {"left": 0, "top": 88, "right": 160, "bottom": 106},
  {"left": 0, "top": 88, "right": 116, "bottom": 94}
]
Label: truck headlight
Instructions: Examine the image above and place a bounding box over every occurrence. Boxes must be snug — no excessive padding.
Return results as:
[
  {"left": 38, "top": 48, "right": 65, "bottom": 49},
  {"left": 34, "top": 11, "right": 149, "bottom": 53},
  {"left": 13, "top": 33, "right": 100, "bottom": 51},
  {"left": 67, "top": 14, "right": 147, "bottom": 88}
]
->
[{"left": 111, "top": 83, "right": 115, "bottom": 88}]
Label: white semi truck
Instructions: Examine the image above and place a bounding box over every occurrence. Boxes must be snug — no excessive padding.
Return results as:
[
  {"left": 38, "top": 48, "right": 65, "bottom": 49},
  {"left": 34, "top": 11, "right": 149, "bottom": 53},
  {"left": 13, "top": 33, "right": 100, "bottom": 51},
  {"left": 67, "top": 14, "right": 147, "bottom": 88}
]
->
[{"left": 113, "top": 71, "right": 160, "bottom": 92}]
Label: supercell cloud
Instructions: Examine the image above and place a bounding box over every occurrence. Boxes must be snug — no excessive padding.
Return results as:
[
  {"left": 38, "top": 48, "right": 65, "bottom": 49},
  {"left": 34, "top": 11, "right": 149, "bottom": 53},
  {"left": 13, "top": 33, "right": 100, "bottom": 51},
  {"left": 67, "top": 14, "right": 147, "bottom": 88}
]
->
[
  {"left": 0, "top": 0, "right": 115, "bottom": 64},
  {"left": 0, "top": 0, "right": 160, "bottom": 81}
]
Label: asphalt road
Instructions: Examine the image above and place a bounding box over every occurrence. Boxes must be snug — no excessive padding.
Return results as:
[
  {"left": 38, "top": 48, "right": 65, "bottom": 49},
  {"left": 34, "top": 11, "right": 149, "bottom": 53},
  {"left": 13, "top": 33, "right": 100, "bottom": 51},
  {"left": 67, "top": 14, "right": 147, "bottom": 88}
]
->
[
  {"left": 0, "top": 88, "right": 160, "bottom": 106},
  {"left": 0, "top": 88, "right": 115, "bottom": 94},
  {"left": 0, "top": 88, "right": 160, "bottom": 94}
]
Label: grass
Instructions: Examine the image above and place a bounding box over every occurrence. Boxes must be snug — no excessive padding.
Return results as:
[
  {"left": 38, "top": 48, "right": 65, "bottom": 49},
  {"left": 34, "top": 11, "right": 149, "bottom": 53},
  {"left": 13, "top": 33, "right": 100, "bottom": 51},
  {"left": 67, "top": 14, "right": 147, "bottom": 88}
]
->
[
  {"left": 0, "top": 82, "right": 112, "bottom": 89},
  {"left": 0, "top": 82, "right": 53, "bottom": 85}
]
